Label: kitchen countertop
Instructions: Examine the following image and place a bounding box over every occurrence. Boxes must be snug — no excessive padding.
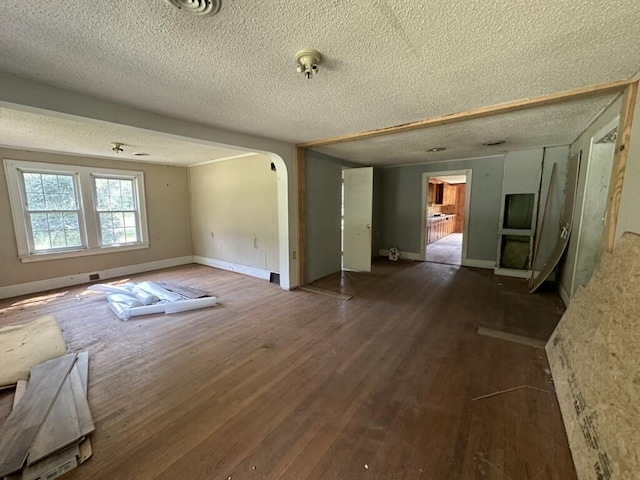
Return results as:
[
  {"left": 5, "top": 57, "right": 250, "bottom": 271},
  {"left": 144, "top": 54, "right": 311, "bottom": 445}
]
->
[{"left": 427, "top": 214, "right": 456, "bottom": 222}]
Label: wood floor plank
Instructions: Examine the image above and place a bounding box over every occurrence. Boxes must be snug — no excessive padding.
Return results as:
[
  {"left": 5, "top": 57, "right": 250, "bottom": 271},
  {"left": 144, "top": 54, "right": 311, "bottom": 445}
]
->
[
  {"left": 0, "top": 262, "right": 576, "bottom": 479},
  {"left": 477, "top": 326, "right": 547, "bottom": 349},
  {"left": 0, "top": 354, "right": 76, "bottom": 477},
  {"left": 27, "top": 368, "right": 82, "bottom": 465},
  {"left": 155, "top": 281, "right": 209, "bottom": 299}
]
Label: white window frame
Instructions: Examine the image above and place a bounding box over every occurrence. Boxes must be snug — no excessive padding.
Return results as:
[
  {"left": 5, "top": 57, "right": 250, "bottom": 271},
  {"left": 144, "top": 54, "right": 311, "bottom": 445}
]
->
[{"left": 4, "top": 159, "right": 149, "bottom": 263}]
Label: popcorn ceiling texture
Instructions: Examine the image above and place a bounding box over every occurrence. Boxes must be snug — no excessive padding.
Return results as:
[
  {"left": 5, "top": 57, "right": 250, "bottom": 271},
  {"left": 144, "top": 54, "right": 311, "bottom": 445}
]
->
[
  {"left": 0, "top": 108, "right": 247, "bottom": 166},
  {"left": 0, "top": 1, "right": 638, "bottom": 162}
]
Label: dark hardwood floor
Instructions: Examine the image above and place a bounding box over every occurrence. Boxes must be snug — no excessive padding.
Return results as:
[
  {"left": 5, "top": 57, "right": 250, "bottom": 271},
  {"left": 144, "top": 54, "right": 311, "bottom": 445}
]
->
[{"left": 0, "top": 259, "right": 576, "bottom": 479}]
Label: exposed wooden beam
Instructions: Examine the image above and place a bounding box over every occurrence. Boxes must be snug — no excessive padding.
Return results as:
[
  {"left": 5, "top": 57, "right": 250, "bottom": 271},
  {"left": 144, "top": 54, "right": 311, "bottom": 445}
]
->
[
  {"left": 603, "top": 81, "right": 639, "bottom": 252},
  {"left": 297, "top": 79, "right": 636, "bottom": 149},
  {"left": 296, "top": 147, "right": 307, "bottom": 287}
]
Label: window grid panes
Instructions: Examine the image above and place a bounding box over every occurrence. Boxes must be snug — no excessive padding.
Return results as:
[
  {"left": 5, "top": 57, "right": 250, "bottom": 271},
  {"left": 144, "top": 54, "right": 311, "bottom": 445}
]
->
[
  {"left": 22, "top": 172, "right": 83, "bottom": 251},
  {"left": 94, "top": 177, "right": 139, "bottom": 246}
]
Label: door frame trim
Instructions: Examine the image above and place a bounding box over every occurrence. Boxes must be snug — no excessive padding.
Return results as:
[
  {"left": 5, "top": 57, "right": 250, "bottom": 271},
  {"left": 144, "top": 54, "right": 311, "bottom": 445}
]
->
[{"left": 421, "top": 169, "right": 473, "bottom": 264}]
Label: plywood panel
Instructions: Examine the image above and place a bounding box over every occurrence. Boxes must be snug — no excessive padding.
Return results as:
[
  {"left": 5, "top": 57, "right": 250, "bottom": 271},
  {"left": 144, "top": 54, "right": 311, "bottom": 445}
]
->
[{"left": 546, "top": 232, "right": 640, "bottom": 479}]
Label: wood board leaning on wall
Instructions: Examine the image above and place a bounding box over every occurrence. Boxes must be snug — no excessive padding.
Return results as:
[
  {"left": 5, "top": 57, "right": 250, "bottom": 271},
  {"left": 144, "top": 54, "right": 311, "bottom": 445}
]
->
[{"left": 546, "top": 232, "right": 640, "bottom": 479}]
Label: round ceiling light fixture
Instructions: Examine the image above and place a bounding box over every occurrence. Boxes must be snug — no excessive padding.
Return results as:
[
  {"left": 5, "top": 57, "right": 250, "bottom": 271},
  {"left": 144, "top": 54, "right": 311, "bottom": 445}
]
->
[
  {"left": 482, "top": 140, "right": 506, "bottom": 146},
  {"left": 111, "top": 142, "right": 124, "bottom": 153},
  {"left": 296, "top": 49, "right": 322, "bottom": 79},
  {"left": 427, "top": 147, "right": 446, "bottom": 152},
  {"left": 165, "top": 0, "right": 221, "bottom": 16}
]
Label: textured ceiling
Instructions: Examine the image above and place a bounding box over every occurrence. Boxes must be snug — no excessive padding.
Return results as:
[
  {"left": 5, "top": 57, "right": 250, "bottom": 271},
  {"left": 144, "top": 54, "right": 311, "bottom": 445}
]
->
[
  {"left": 0, "top": 108, "right": 248, "bottom": 166},
  {"left": 315, "top": 94, "right": 617, "bottom": 166},
  {"left": 0, "top": 0, "right": 639, "bottom": 153}
]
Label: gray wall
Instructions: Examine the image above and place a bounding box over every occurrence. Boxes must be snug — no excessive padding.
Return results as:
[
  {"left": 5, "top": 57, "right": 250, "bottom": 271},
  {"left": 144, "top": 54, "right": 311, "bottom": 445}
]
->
[
  {"left": 380, "top": 155, "right": 505, "bottom": 261},
  {"left": 305, "top": 151, "right": 353, "bottom": 282}
]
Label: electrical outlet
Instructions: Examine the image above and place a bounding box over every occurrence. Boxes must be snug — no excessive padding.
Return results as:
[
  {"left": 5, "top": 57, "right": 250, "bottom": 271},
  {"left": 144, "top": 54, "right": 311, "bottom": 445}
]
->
[
  {"left": 89, "top": 273, "right": 100, "bottom": 281},
  {"left": 292, "top": 251, "right": 296, "bottom": 260}
]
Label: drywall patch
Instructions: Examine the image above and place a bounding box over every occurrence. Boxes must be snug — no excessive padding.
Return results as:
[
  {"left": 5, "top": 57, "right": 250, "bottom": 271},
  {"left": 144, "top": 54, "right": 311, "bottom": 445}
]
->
[{"left": 546, "top": 232, "right": 640, "bottom": 479}]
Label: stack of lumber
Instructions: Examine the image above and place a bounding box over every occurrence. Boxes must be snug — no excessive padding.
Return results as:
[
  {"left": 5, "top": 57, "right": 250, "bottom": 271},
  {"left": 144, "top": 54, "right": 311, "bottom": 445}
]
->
[{"left": 0, "top": 352, "right": 94, "bottom": 480}]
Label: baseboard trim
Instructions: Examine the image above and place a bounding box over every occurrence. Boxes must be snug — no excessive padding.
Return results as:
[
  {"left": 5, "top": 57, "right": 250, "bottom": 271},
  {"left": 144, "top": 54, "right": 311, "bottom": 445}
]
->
[
  {"left": 0, "top": 255, "right": 195, "bottom": 300},
  {"left": 194, "top": 256, "right": 272, "bottom": 281},
  {"left": 558, "top": 282, "right": 571, "bottom": 307},
  {"left": 462, "top": 259, "right": 495, "bottom": 269},
  {"left": 379, "top": 249, "right": 424, "bottom": 261},
  {"left": 494, "top": 267, "right": 532, "bottom": 279}
]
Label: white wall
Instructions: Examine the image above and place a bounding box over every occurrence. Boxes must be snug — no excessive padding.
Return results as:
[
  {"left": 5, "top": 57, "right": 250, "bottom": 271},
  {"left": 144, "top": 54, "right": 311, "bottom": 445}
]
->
[{"left": 190, "top": 154, "right": 279, "bottom": 274}]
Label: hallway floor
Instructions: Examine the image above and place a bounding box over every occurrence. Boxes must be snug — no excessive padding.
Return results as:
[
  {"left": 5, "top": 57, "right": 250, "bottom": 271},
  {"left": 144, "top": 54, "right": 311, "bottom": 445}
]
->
[{"left": 426, "top": 232, "right": 463, "bottom": 265}]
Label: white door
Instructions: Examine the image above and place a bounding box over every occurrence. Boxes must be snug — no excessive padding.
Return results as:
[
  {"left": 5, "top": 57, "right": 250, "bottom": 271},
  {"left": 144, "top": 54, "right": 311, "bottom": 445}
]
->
[{"left": 343, "top": 167, "right": 373, "bottom": 272}]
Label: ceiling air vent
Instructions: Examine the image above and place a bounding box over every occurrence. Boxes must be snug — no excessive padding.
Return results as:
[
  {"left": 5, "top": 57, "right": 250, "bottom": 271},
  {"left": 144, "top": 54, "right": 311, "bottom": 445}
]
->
[{"left": 165, "top": 0, "right": 221, "bottom": 16}]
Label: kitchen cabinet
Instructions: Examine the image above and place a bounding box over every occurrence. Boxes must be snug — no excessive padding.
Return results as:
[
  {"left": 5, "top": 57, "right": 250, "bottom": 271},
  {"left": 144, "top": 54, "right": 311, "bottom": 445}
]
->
[
  {"left": 443, "top": 183, "right": 457, "bottom": 206},
  {"left": 426, "top": 214, "right": 456, "bottom": 244}
]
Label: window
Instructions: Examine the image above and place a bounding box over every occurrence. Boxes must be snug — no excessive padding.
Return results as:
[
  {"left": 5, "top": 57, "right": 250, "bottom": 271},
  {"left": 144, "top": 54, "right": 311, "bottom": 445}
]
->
[
  {"left": 23, "top": 172, "right": 84, "bottom": 251},
  {"left": 94, "top": 177, "right": 139, "bottom": 246},
  {"left": 4, "top": 159, "right": 148, "bottom": 262}
]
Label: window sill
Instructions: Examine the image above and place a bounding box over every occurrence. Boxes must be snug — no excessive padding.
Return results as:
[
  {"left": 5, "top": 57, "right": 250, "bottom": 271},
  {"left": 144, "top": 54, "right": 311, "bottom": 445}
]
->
[{"left": 19, "top": 243, "right": 150, "bottom": 263}]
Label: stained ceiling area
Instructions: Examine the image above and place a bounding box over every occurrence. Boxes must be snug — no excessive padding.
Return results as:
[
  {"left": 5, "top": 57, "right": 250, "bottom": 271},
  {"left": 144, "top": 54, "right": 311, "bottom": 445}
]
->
[{"left": 0, "top": 1, "right": 639, "bottom": 165}]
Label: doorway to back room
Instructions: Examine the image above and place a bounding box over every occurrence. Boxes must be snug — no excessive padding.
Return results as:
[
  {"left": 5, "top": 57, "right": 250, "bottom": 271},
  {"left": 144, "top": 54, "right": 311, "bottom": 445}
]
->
[{"left": 425, "top": 173, "right": 467, "bottom": 265}]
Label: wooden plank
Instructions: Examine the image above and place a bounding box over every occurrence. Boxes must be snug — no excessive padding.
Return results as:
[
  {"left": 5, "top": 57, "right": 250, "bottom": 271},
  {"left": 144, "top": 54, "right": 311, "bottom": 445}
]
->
[
  {"left": 75, "top": 351, "right": 93, "bottom": 466},
  {"left": 155, "top": 282, "right": 208, "bottom": 299},
  {"left": 602, "top": 81, "right": 638, "bottom": 252},
  {"left": 0, "top": 353, "right": 76, "bottom": 477},
  {"left": 296, "top": 146, "right": 307, "bottom": 287},
  {"left": 477, "top": 326, "right": 546, "bottom": 349},
  {"left": 297, "top": 79, "right": 635, "bottom": 148},
  {"left": 300, "top": 285, "right": 353, "bottom": 301},
  {"left": 12, "top": 381, "right": 28, "bottom": 410},
  {"left": 7, "top": 380, "right": 81, "bottom": 480},
  {"left": 26, "top": 374, "right": 81, "bottom": 465},
  {"left": 68, "top": 367, "right": 94, "bottom": 438},
  {"left": 75, "top": 352, "right": 89, "bottom": 394},
  {"left": 26, "top": 364, "right": 94, "bottom": 465}
]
